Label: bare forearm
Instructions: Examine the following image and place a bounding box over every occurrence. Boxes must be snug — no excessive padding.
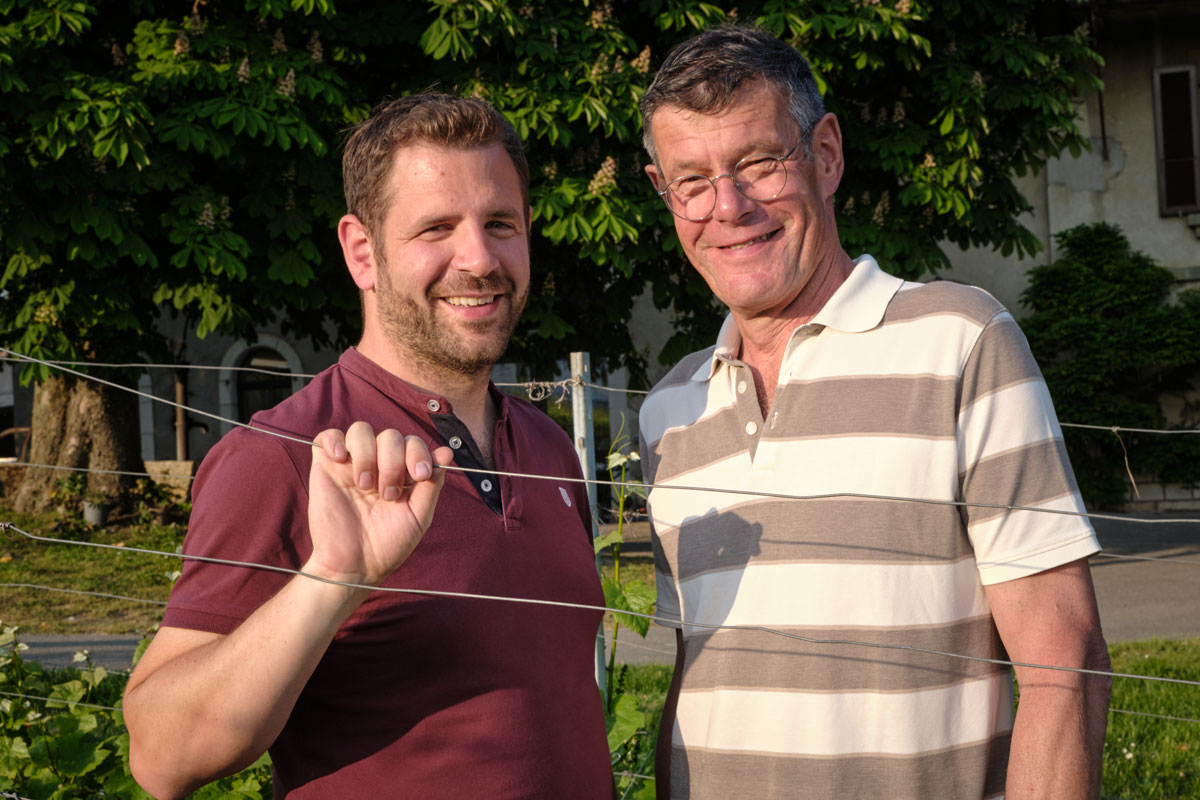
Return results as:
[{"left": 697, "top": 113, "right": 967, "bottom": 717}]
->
[
  {"left": 124, "top": 569, "right": 370, "bottom": 798},
  {"left": 1006, "top": 645, "right": 1111, "bottom": 799}
]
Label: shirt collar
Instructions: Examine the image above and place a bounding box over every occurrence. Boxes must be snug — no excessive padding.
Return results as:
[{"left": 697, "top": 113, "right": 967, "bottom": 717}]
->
[
  {"left": 690, "top": 255, "right": 903, "bottom": 383},
  {"left": 811, "top": 254, "right": 904, "bottom": 333},
  {"left": 340, "top": 346, "right": 510, "bottom": 419}
]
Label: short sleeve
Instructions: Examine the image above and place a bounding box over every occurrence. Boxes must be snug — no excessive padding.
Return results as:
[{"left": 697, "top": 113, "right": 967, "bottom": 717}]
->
[
  {"left": 957, "top": 312, "right": 1099, "bottom": 584},
  {"left": 163, "top": 429, "right": 310, "bottom": 634}
]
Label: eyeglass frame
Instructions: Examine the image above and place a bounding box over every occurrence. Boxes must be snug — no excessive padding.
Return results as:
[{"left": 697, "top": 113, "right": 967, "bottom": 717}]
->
[{"left": 654, "top": 139, "right": 806, "bottom": 222}]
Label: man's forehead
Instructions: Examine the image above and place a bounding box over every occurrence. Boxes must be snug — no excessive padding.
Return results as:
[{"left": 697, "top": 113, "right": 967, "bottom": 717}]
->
[
  {"left": 380, "top": 143, "right": 524, "bottom": 214},
  {"left": 650, "top": 91, "right": 794, "bottom": 169}
]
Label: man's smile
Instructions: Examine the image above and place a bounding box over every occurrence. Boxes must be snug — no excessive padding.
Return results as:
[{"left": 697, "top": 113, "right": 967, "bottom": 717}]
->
[
  {"left": 444, "top": 295, "right": 499, "bottom": 307},
  {"left": 719, "top": 228, "right": 782, "bottom": 250}
]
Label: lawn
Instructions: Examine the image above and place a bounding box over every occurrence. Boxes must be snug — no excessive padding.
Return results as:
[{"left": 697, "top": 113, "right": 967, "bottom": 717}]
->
[
  {"left": 1102, "top": 638, "right": 1200, "bottom": 799},
  {"left": 0, "top": 501, "right": 181, "bottom": 635}
]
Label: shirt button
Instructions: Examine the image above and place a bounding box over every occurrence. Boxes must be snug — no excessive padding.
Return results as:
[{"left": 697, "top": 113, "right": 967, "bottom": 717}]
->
[
  {"left": 737, "top": 380, "right": 748, "bottom": 394},
  {"left": 427, "top": 399, "right": 441, "bottom": 412},
  {"left": 448, "top": 436, "right": 463, "bottom": 449},
  {"left": 480, "top": 479, "right": 494, "bottom": 492},
  {"left": 745, "top": 421, "right": 758, "bottom": 436}
]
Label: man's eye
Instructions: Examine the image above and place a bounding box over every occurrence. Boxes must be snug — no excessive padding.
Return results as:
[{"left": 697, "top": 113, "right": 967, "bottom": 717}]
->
[{"left": 670, "top": 176, "right": 709, "bottom": 199}]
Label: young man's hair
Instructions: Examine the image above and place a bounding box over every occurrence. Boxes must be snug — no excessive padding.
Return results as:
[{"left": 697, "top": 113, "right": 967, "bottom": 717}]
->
[
  {"left": 342, "top": 93, "right": 530, "bottom": 243},
  {"left": 639, "top": 24, "right": 826, "bottom": 164}
]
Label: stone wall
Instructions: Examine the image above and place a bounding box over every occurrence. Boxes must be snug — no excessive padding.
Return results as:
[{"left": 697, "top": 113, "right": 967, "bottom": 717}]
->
[{"left": 1125, "top": 480, "right": 1200, "bottom": 513}]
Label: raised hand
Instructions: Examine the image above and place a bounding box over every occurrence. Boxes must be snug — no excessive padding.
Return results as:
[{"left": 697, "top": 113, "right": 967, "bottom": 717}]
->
[{"left": 305, "top": 421, "right": 453, "bottom": 586}]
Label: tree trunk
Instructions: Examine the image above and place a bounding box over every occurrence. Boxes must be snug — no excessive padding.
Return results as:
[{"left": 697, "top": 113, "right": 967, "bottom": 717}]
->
[{"left": 12, "top": 373, "right": 144, "bottom": 514}]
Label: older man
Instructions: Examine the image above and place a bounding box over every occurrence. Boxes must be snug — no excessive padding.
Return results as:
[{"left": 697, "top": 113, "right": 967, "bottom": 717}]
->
[
  {"left": 638, "top": 25, "right": 1110, "bottom": 800},
  {"left": 124, "top": 94, "right": 612, "bottom": 799}
]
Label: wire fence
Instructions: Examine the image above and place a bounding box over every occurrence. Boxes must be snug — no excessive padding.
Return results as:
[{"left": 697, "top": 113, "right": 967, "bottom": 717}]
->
[
  {"left": 0, "top": 355, "right": 649, "bottom": 398},
  {"left": 2, "top": 345, "right": 1199, "bottom": 793}
]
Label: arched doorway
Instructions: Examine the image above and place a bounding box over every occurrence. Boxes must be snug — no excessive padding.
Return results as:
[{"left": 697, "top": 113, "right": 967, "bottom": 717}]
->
[
  {"left": 235, "top": 346, "right": 294, "bottom": 423},
  {"left": 218, "top": 335, "right": 305, "bottom": 435}
]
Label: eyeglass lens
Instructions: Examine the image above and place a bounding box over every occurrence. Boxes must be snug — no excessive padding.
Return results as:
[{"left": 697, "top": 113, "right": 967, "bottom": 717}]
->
[{"left": 666, "top": 155, "right": 788, "bottom": 220}]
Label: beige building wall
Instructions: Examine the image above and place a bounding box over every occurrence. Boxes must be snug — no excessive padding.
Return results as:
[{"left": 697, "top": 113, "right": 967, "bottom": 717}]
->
[{"left": 941, "top": 3, "right": 1200, "bottom": 314}]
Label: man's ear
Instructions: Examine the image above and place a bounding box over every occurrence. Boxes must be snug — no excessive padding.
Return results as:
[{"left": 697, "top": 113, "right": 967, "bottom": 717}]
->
[
  {"left": 644, "top": 163, "right": 663, "bottom": 193},
  {"left": 338, "top": 214, "right": 376, "bottom": 291},
  {"left": 810, "top": 113, "right": 845, "bottom": 200}
]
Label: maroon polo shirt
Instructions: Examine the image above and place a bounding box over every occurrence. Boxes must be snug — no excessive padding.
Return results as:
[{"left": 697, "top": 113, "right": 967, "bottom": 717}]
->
[{"left": 164, "top": 348, "right": 611, "bottom": 798}]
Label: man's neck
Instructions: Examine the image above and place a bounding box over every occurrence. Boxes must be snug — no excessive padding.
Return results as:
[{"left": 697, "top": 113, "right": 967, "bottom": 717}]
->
[
  {"left": 734, "top": 252, "right": 856, "bottom": 414},
  {"left": 355, "top": 332, "right": 498, "bottom": 464}
]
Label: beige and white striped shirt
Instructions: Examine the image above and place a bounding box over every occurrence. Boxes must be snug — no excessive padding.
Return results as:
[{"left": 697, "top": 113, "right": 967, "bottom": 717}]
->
[{"left": 640, "top": 256, "right": 1099, "bottom": 799}]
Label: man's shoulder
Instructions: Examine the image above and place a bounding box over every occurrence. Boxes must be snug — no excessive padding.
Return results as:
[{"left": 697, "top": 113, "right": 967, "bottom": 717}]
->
[
  {"left": 644, "top": 345, "right": 719, "bottom": 404},
  {"left": 639, "top": 344, "right": 720, "bottom": 441},
  {"left": 247, "top": 361, "right": 348, "bottom": 441},
  {"left": 194, "top": 359, "right": 353, "bottom": 489},
  {"left": 885, "top": 278, "right": 1007, "bottom": 329}
]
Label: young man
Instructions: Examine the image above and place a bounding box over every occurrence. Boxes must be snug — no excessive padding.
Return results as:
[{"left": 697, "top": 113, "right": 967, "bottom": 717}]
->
[
  {"left": 638, "top": 25, "right": 1111, "bottom": 800},
  {"left": 124, "top": 94, "right": 612, "bottom": 799}
]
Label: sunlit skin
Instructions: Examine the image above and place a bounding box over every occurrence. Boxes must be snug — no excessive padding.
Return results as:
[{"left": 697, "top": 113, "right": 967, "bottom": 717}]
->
[
  {"left": 339, "top": 142, "right": 531, "bottom": 407},
  {"left": 645, "top": 80, "right": 857, "bottom": 392}
]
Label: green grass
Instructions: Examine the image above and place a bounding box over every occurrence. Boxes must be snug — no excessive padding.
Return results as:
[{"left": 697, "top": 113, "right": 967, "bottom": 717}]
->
[
  {"left": 1102, "top": 638, "right": 1200, "bottom": 799},
  {"left": 0, "top": 502, "right": 179, "bottom": 635}
]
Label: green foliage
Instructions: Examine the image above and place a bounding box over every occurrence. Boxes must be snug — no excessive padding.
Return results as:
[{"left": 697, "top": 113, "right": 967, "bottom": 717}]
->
[
  {"left": 595, "top": 415, "right": 657, "bottom": 797},
  {"left": 0, "top": 0, "right": 360, "bottom": 383},
  {"left": 0, "top": 623, "right": 272, "bottom": 798},
  {"left": 46, "top": 475, "right": 93, "bottom": 541},
  {"left": 2, "top": 0, "right": 1101, "bottom": 383},
  {"left": 1020, "top": 223, "right": 1200, "bottom": 507}
]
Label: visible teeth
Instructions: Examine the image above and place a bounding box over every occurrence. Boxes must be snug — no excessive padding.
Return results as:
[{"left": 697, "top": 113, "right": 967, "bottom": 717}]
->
[
  {"left": 727, "top": 231, "right": 775, "bottom": 250},
  {"left": 445, "top": 295, "right": 496, "bottom": 307}
]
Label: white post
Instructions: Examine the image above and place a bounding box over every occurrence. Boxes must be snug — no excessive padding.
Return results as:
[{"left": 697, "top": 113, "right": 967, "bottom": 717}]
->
[{"left": 570, "top": 351, "right": 606, "bottom": 695}]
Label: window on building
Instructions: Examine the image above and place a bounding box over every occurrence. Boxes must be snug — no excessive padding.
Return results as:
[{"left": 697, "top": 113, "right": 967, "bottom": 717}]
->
[
  {"left": 1153, "top": 65, "right": 1200, "bottom": 215},
  {"left": 236, "top": 347, "right": 293, "bottom": 423}
]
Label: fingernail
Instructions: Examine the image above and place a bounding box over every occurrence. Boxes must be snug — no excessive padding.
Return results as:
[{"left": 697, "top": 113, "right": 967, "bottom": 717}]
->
[
  {"left": 383, "top": 486, "right": 400, "bottom": 501},
  {"left": 332, "top": 442, "right": 347, "bottom": 460},
  {"left": 413, "top": 462, "right": 431, "bottom": 481},
  {"left": 359, "top": 471, "right": 373, "bottom": 490}
]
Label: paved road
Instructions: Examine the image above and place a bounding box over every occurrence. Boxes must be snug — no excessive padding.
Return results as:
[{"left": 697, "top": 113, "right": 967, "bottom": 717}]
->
[{"left": 19, "top": 512, "right": 1200, "bottom": 670}]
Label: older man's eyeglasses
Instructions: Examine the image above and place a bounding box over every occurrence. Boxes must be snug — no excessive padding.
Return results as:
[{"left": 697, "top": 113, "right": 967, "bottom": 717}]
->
[{"left": 656, "top": 141, "right": 803, "bottom": 222}]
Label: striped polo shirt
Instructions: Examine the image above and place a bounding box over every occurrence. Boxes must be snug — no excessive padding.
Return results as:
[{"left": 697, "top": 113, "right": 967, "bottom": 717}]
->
[{"left": 639, "top": 256, "right": 1099, "bottom": 799}]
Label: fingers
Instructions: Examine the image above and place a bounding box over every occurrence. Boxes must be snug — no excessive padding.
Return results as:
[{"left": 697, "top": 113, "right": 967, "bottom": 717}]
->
[
  {"left": 406, "top": 442, "right": 453, "bottom": 531},
  {"left": 313, "top": 425, "right": 446, "bottom": 501},
  {"left": 312, "top": 428, "right": 349, "bottom": 463},
  {"left": 345, "top": 421, "right": 379, "bottom": 491},
  {"left": 379, "top": 436, "right": 446, "bottom": 501},
  {"left": 404, "top": 435, "right": 434, "bottom": 483},
  {"left": 376, "top": 429, "right": 412, "bottom": 501}
]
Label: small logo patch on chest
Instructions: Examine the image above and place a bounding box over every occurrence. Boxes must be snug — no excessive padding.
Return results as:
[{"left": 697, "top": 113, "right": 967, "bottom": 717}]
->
[{"left": 559, "top": 487, "right": 572, "bottom": 507}]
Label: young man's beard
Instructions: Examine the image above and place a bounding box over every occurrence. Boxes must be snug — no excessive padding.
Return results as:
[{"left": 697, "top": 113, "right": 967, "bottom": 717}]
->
[{"left": 374, "top": 257, "right": 528, "bottom": 379}]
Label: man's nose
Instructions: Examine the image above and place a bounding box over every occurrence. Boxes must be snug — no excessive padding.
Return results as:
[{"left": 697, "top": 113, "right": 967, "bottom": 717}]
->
[
  {"left": 451, "top": 224, "right": 500, "bottom": 275},
  {"left": 710, "top": 174, "right": 755, "bottom": 223}
]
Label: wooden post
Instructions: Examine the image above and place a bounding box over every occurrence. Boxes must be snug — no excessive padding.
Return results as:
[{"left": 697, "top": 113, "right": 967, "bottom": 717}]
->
[
  {"left": 570, "top": 351, "right": 605, "bottom": 695},
  {"left": 174, "top": 368, "right": 188, "bottom": 461}
]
